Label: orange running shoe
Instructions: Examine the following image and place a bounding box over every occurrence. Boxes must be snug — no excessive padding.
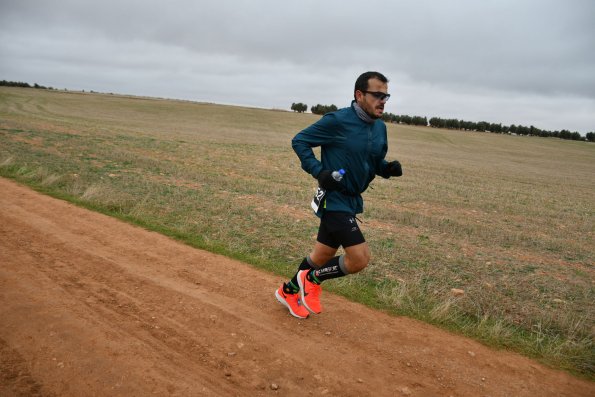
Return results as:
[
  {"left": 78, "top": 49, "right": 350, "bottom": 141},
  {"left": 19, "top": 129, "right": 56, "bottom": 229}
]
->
[
  {"left": 275, "top": 286, "right": 309, "bottom": 319},
  {"left": 297, "top": 270, "right": 322, "bottom": 314}
]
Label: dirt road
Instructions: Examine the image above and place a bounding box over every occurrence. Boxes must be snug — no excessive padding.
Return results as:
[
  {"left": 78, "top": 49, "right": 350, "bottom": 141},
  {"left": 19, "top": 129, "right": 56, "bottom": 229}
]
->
[{"left": 0, "top": 177, "right": 592, "bottom": 397}]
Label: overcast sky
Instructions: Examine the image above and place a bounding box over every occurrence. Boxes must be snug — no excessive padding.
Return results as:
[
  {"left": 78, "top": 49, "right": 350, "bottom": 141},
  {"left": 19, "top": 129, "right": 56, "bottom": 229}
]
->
[{"left": 1, "top": 0, "right": 594, "bottom": 133}]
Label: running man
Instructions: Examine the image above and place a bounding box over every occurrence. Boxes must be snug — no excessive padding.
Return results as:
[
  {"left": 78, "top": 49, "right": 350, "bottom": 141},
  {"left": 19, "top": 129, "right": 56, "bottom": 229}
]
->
[{"left": 276, "top": 71, "right": 403, "bottom": 318}]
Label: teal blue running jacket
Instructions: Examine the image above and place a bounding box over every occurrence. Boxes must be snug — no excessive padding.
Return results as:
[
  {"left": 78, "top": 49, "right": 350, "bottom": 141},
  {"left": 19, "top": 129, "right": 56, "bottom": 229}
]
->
[{"left": 292, "top": 101, "right": 392, "bottom": 216}]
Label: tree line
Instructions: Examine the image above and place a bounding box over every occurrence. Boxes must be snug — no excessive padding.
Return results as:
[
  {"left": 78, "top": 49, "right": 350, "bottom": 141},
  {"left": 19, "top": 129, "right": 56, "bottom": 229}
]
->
[
  {"left": 290, "top": 101, "right": 593, "bottom": 142},
  {"left": 381, "top": 112, "right": 592, "bottom": 141},
  {"left": 1, "top": 80, "right": 52, "bottom": 89},
  {"left": 423, "top": 116, "right": 591, "bottom": 142}
]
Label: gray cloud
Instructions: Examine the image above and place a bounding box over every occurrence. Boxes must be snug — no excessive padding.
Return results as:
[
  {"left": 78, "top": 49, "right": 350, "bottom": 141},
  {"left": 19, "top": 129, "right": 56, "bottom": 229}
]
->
[{"left": 1, "top": 0, "right": 593, "bottom": 132}]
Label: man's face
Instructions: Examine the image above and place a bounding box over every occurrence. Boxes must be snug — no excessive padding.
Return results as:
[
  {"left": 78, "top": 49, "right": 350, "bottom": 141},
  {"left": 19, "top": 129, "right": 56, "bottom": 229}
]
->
[{"left": 355, "top": 78, "right": 389, "bottom": 119}]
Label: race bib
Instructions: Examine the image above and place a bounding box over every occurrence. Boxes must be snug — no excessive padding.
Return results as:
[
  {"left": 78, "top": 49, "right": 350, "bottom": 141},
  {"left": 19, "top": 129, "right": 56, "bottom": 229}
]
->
[{"left": 310, "top": 187, "right": 326, "bottom": 213}]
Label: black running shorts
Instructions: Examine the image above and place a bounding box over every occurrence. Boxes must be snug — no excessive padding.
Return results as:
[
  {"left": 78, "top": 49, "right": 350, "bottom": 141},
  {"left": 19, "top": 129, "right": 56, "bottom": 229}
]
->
[{"left": 316, "top": 211, "right": 365, "bottom": 249}]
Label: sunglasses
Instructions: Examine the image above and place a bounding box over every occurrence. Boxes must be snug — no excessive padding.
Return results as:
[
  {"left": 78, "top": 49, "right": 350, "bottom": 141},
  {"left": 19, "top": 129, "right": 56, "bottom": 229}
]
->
[{"left": 362, "top": 91, "right": 390, "bottom": 101}]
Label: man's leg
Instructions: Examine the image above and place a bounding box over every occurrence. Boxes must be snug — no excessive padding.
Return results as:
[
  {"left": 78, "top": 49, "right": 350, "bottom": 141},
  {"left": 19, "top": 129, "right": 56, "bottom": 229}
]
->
[
  {"left": 277, "top": 212, "right": 369, "bottom": 316},
  {"left": 306, "top": 242, "right": 370, "bottom": 284},
  {"left": 299, "top": 213, "right": 369, "bottom": 313}
]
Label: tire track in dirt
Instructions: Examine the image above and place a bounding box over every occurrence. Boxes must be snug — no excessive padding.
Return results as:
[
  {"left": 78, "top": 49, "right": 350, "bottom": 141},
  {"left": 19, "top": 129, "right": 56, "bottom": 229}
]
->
[{"left": 0, "top": 177, "right": 592, "bottom": 396}]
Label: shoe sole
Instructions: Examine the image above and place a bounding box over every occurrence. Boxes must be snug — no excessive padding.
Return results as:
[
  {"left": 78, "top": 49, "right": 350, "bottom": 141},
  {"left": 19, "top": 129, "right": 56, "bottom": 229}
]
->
[
  {"left": 297, "top": 270, "right": 321, "bottom": 314},
  {"left": 275, "top": 290, "right": 308, "bottom": 319}
]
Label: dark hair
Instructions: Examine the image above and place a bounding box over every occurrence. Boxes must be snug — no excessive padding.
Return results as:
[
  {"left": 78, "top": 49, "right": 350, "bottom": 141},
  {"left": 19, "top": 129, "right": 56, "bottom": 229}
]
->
[{"left": 354, "top": 71, "right": 389, "bottom": 99}]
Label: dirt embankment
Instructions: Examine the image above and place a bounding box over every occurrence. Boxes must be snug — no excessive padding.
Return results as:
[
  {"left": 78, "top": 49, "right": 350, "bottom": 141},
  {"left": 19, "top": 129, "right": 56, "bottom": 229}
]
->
[{"left": 0, "top": 177, "right": 592, "bottom": 397}]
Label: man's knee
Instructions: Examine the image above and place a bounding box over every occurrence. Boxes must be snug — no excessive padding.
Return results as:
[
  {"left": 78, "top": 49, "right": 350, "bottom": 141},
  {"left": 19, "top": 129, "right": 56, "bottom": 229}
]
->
[
  {"left": 344, "top": 244, "right": 370, "bottom": 273},
  {"left": 350, "top": 254, "right": 370, "bottom": 273}
]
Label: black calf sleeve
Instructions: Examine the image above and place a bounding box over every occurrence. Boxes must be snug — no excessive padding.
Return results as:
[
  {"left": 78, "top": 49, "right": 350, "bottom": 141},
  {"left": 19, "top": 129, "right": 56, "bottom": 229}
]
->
[{"left": 311, "top": 256, "right": 347, "bottom": 283}]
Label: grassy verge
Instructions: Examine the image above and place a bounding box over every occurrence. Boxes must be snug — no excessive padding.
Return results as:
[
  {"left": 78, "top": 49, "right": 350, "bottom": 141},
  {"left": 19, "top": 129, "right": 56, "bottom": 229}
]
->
[{"left": 1, "top": 87, "right": 593, "bottom": 378}]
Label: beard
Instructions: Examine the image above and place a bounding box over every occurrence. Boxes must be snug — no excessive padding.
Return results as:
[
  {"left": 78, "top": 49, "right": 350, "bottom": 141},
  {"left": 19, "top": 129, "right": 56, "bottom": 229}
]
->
[{"left": 364, "top": 104, "right": 383, "bottom": 119}]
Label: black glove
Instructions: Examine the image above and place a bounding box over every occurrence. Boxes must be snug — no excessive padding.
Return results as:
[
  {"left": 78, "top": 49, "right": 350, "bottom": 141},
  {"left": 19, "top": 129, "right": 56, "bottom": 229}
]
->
[
  {"left": 387, "top": 160, "right": 402, "bottom": 177},
  {"left": 316, "top": 170, "right": 344, "bottom": 191}
]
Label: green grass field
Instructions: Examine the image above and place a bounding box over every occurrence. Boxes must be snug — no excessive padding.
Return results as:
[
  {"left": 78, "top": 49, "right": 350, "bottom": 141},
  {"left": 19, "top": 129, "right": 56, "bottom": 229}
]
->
[{"left": 1, "top": 87, "right": 593, "bottom": 377}]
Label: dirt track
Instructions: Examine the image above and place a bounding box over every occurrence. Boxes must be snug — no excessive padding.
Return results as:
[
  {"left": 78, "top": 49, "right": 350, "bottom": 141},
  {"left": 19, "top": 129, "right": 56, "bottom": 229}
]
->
[{"left": 0, "top": 177, "right": 592, "bottom": 397}]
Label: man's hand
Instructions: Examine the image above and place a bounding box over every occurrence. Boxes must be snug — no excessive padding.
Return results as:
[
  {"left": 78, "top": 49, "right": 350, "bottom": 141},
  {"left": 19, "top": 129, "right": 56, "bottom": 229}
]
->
[
  {"left": 387, "top": 160, "right": 402, "bottom": 177},
  {"left": 316, "top": 170, "right": 344, "bottom": 191}
]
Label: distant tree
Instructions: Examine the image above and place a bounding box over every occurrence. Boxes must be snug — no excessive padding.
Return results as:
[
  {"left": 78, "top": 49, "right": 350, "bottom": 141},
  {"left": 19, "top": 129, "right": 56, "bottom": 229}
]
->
[
  {"left": 461, "top": 120, "right": 475, "bottom": 131},
  {"left": 489, "top": 123, "right": 502, "bottom": 133},
  {"left": 529, "top": 125, "right": 542, "bottom": 136},
  {"left": 412, "top": 116, "right": 427, "bottom": 126},
  {"left": 586, "top": 132, "right": 595, "bottom": 142},
  {"left": 382, "top": 113, "right": 394, "bottom": 123},
  {"left": 570, "top": 131, "right": 582, "bottom": 141},
  {"left": 429, "top": 117, "right": 442, "bottom": 128},
  {"left": 446, "top": 118, "right": 460, "bottom": 129},
  {"left": 538, "top": 129, "right": 551, "bottom": 138},
  {"left": 291, "top": 102, "right": 308, "bottom": 113},
  {"left": 517, "top": 125, "right": 530, "bottom": 135},
  {"left": 311, "top": 104, "right": 337, "bottom": 115}
]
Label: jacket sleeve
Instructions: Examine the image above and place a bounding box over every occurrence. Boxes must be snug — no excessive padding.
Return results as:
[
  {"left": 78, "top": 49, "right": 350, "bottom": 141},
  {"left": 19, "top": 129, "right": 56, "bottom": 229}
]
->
[
  {"left": 374, "top": 126, "right": 391, "bottom": 179},
  {"left": 291, "top": 113, "right": 338, "bottom": 178}
]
